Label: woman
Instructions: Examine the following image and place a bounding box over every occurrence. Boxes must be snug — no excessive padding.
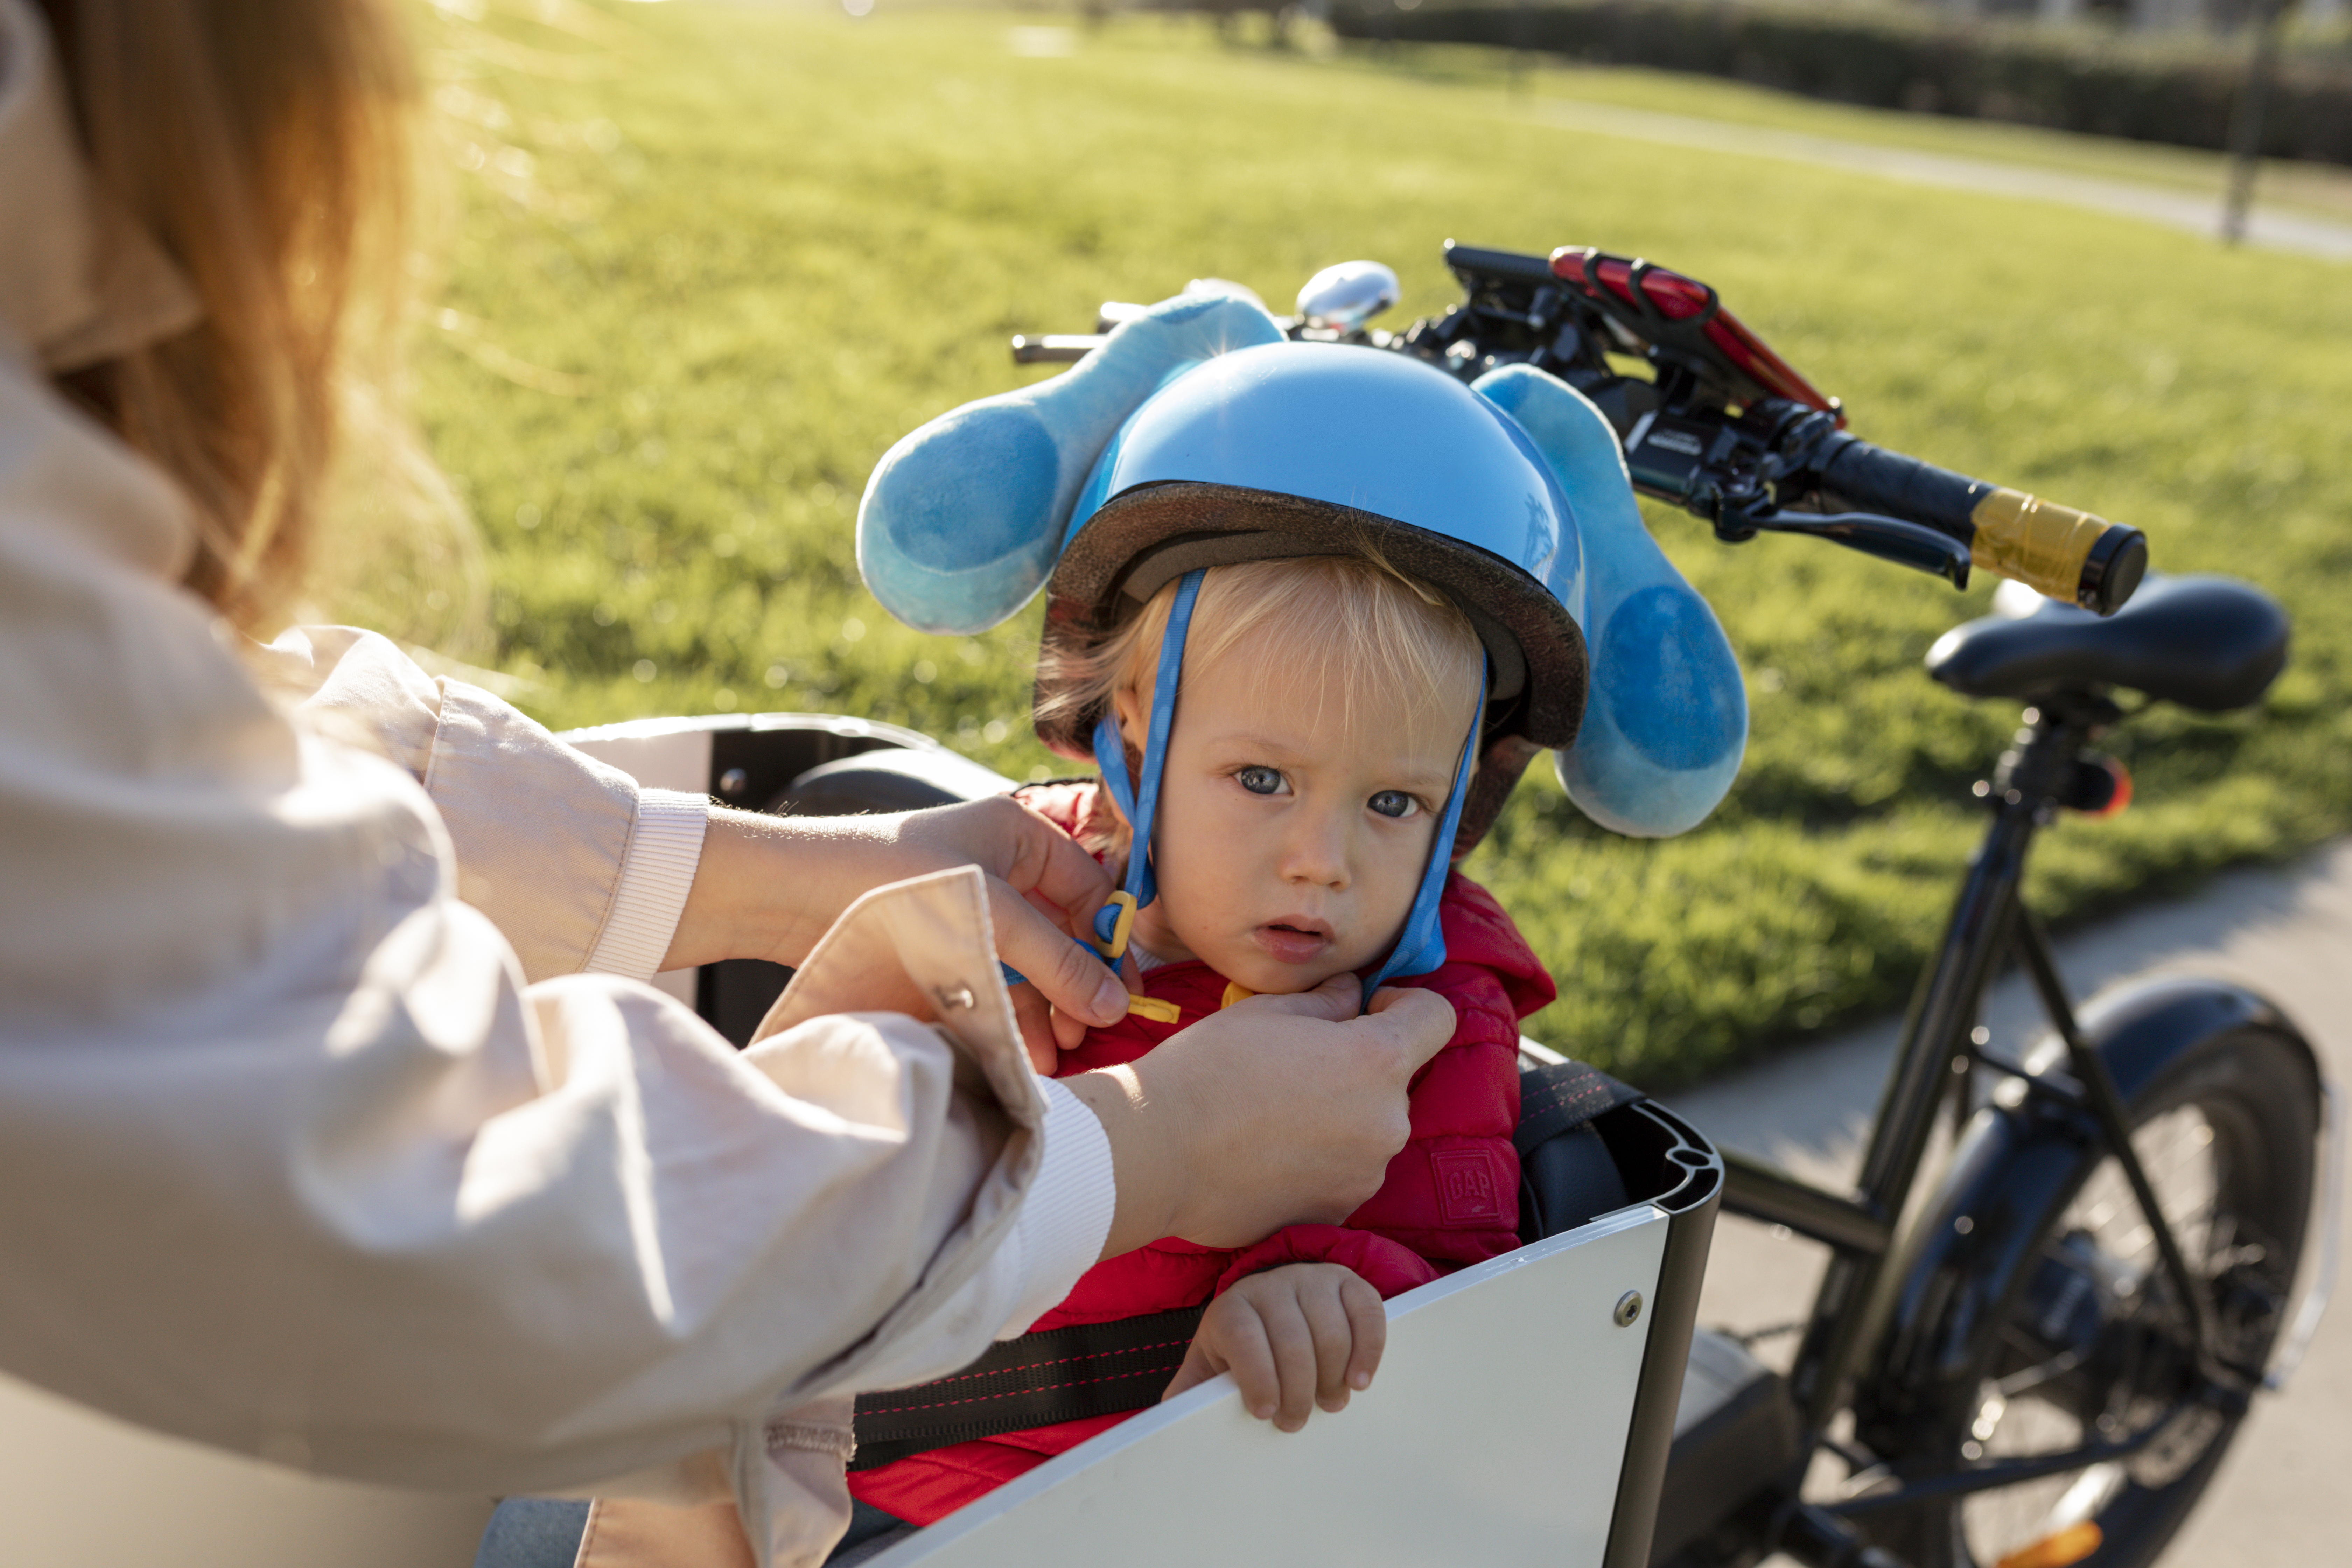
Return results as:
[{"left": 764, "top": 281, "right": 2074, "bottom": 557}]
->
[{"left": 0, "top": 1, "right": 1453, "bottom": 1559}]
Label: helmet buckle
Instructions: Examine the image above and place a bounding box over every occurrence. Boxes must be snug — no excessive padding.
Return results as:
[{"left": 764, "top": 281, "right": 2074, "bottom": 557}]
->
[{"left": 1092, "top": 891, "right": 1139, "bottom": 962}]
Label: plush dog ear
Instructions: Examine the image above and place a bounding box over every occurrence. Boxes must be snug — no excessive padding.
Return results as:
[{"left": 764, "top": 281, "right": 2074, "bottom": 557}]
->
[
  {"left": 857, "top": 290, "right": 1286, "bottom": 634},
  {"left": 1473, "top": 365, "right": 1747, "bottom": 837}
]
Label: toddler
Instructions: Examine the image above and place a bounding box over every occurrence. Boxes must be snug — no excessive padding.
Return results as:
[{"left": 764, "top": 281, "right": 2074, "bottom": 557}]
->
[{"left": 847, "top": 552, "right": 1556, "bottom": 1526}]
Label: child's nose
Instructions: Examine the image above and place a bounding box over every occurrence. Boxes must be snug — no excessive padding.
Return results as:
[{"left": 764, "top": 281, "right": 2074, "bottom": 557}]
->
[{"left": 1278, "top": 808, "right": 1351, "bottom": 890}]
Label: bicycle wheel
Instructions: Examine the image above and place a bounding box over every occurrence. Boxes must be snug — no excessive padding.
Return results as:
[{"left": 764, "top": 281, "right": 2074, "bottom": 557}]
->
[{"left": 1869, "top": 1025, "right": 2317, "bottom": 1568}]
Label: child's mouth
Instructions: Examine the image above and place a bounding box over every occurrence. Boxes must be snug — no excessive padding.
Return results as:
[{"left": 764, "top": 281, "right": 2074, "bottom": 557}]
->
[{"left": 1252, "top": 919, "right": 1334, "bottom": 964}]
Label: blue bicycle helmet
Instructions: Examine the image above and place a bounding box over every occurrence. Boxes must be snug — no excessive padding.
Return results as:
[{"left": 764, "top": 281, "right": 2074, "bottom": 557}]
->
[
  {"left": 1037, "top": 338, "right": 1587, "bottom": 849},
  {"left": 856, "top": 286, "right": 1747, "bottom": 984}
]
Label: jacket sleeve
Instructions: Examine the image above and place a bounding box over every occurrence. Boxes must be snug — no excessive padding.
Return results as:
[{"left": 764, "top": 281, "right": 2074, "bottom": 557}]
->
[
  {"left": 1212, "top": 1224, "right": 1440, "bottom": 1301},
  {"left": 0, "top": 359, "right": 1113, "bottom": 1505},
  {"left": 255, "top": 624, "right": 708, "bottom": 987}
]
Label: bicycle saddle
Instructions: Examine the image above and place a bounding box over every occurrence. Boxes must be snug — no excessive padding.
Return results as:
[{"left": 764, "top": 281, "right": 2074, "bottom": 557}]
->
[{"left": 1926, "top": 575, "right": 2288, "bottom": 712}]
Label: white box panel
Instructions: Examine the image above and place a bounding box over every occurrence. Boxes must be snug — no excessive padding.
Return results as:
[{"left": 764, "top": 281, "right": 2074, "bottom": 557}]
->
[{"left": 870, "top": 1205, "right": 1670, "bottom": 1568}]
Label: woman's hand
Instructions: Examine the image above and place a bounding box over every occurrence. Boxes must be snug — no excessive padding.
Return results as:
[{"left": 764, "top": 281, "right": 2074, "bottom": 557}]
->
[
  {"left": 1060, "top": 974, "right": 1455, "bottom": 1255},
  {"left": 1162, "top": 1264, "right": 1386, "bottom": 1431},
  {"left": 660, "top": 794, "right": 1133, "bottom": 1064}
]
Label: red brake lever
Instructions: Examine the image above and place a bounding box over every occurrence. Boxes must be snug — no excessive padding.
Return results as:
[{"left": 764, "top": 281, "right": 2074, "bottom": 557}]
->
[{"left": 1550, "top": 246, "right": 1846, "bottom": 427}]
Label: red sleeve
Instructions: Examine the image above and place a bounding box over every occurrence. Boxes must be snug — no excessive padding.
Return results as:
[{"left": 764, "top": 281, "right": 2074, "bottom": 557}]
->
[
  {"left": 1012, "top": 778, "right": 1117, "bottom": 851},
  {"left": 1212, "top": 1224, "right": 1440, "bottom": 1300}
]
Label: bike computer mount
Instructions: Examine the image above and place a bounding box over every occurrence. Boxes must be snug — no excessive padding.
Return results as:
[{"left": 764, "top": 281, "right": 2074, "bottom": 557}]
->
[{"left": 1399, "top": 242, "right": 1976, "bottom": 589}]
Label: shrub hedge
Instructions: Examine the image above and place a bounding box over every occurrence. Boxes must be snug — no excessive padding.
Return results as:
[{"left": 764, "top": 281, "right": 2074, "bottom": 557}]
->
[{"left": 1327, "top": 0, "right": 2352, "bottom": 164}]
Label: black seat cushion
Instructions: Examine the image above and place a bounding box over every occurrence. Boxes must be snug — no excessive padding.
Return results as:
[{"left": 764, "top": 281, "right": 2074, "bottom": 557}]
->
[
  {"left": 1925, "top": 575, "right": 2287, "bottom": 712},
  {"left": 770, "top": 746, "right": 1016, "bottom": 815},
  {"left": 1515, "top": 1058, "right": 1643, "bottom": 1242}
]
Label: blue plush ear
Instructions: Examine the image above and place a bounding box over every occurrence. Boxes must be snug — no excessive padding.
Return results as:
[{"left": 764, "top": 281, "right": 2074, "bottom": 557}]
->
[
  {"left": 1472, "top": 365, "right": 1747, "bottom": 837},
  {"left": 858, "top": 290, "right": 1287, "bottom": 634}
]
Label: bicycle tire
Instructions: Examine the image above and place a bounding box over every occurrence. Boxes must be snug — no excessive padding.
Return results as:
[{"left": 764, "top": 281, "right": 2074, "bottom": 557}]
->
[{"left": 1864, "top": 1024, "right": 2317, "bottom": 1568}]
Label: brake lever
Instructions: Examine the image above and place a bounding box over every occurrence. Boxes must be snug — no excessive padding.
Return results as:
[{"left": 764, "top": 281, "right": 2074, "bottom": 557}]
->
[{"left": 1717, "top": 491, "right": 1974, "bottom": 588}]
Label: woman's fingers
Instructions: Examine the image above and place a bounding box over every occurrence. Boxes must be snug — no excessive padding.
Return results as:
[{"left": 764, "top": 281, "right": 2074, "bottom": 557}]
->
[
  {"left": 1276, "top": 969, "right": 1362, "bottom": 1021},
  {"left": 997, "top": 797, "right": 1118, "bottom": 930},
  {"left": 1362, "top": 984, "right": 1457, "bottom": 1074},
  {"left": 1005, "top": 982, "right": 1058, "bottom": 1073},
  {"left": 1107, "top": 976, "right": 1452, "bottom": 1252},
  {"left": 987, "top": 879, "right": 1129, "bottom": 1029},
  {"left": 1049, "top": 1002, "right": 1090, "bottom": 1056}
]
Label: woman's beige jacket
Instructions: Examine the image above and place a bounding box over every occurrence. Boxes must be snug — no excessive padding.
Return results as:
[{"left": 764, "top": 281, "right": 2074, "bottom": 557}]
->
[{"left": 0, "top": 3, "right": 1112, "bottom": 1559}]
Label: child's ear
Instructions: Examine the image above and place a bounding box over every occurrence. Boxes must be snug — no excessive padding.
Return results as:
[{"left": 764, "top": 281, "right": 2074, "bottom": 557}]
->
[{"left": 1111, "top": 686, "right": 1147, "bottom": 749}]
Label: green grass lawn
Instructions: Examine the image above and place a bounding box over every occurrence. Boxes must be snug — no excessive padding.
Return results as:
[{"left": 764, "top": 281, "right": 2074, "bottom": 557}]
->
[{"left": 395, "top": 0, "right": 2352, "bottom": 1087}]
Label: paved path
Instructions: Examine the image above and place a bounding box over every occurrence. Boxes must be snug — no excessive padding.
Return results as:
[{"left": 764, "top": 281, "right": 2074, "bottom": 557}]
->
[
  {"left": 1523, "top": 98, "right": 2352, "bottom": 262},
  {"left": 1673, "top": 838, "right": 2352, "bottom": 1566}
]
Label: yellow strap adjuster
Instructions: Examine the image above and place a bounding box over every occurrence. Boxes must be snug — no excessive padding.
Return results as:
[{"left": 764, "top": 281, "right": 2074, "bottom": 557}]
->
[
  {"left": 1095, "top": 890, "right": 1139, "bottom": 961},
  {"left": 1220, "top": 981, "right": 1256, "bottom": 1009},
  {"left": 1126, "top": 994, "right": 1181, "bottom": 1024}
]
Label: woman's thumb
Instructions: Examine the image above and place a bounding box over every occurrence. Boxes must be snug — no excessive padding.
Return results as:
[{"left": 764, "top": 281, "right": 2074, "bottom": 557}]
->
[{"left": 1240, "top": 970, "right": 1362, "bottom": 1022}]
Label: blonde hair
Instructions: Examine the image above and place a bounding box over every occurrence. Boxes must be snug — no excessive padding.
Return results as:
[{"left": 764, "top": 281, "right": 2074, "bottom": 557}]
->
[
  {"left": 1041, "top": 554, "right": 1485, "bottom": 848},
  {"left": 40, "top": 0, "right": 467, "bottom": 638}
]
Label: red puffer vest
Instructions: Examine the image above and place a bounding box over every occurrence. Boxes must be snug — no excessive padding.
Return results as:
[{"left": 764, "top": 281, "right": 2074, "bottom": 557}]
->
[{"left": 848, "top": 781, "right": 1556, "bottom": 1525}]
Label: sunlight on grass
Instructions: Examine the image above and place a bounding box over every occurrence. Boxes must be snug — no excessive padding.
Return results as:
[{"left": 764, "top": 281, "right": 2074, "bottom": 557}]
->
[{"left": 399, "top": 1, "right": 2352, "bottom": 1085}]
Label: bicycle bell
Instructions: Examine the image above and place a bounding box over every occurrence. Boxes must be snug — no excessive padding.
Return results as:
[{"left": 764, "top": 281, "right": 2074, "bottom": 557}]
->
[{"left": 1296, "top": 259, "right": 1400, "bottom": 332}]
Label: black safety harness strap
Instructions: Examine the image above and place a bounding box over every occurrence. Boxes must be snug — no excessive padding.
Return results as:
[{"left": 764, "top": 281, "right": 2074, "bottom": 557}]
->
[
  {"left": 1513, "top": 1057, "right": 1643, "bottom": 1157},
  {"left": 851, "top": 1058, "right": 1643, "bottom": 1470},
  {"left": 849, "top": 1305, "right": 1208, "bottom": 1470}
]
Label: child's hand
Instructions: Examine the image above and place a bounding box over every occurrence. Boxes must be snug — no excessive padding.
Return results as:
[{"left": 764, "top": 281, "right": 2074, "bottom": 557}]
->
[{"left": 1161, "top": 1263, "right": 1386, "bottom": 1432}]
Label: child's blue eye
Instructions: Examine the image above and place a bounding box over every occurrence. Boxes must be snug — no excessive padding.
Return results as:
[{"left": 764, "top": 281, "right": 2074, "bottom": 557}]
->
[
  {"left": 1236, "top": 766, "right": 1286, "bottom": 796},
  {"left": 1368, "top": 790, "right": 1421, "bottom": 819}
]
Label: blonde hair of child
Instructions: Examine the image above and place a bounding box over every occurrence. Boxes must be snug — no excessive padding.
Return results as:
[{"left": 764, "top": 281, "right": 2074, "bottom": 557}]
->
[{"left": 1042, "top": 554, "right": 1484, "bottom": 849}]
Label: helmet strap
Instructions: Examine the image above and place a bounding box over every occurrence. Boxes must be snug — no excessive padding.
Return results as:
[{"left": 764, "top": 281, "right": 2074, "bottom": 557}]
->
[
  {"left": 1364, "top": 663, "right": 1486, "bottom": 994},
  {"left": 1088, "top": 567, "right": 1206, "bottom": 948}
]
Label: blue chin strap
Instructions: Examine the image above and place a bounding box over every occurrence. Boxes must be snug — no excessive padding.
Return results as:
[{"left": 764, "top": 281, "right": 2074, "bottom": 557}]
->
[
  {"left": 1086, "top": 569, "right": 1205, "bottom": 958},
  {"left": 997, "top": 571, "right": 1205, "bottom": 1012},
  {"left": 1364, "top": 665, "right": 1484, "bottom": 994}
]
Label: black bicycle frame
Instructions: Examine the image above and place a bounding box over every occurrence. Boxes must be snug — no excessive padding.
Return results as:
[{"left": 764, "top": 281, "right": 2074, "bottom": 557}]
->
[{"left": 1717, "top": 694, "right": 2240, "bottom": 1493}]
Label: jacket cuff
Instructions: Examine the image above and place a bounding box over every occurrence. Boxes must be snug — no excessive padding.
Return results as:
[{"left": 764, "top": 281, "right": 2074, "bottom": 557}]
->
[
  {"left": 992, "top": 1076, "right": 1118, "bottom": 1337},
  {"left": 582, "top": 789, "right": 710, "bottom": 982}
]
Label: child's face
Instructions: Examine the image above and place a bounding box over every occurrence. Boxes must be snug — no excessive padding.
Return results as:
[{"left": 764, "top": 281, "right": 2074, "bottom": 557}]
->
[{"left": 1115, "top": 624, "right": 1473, "bottom": 995}]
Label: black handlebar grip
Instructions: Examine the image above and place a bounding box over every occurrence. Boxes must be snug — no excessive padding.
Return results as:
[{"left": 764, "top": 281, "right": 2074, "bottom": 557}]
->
[{"left": 1816, "top": 436, "right": 2147, "bottom": 615}]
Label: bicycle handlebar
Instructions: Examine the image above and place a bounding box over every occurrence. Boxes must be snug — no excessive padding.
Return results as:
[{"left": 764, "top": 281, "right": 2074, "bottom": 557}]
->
[
  {"left": 1006, "top": 241, "right": 2151, "bottom": 615},
  {"left": 1813, "top": 435, "right": 2148, "bottom": 615}
]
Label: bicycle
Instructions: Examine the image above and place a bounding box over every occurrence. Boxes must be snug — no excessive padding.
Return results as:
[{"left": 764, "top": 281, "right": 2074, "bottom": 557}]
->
[
  {"left": 567, "top": 241, "right": 2336, "bottom": 1568},
  {"left": 1342, "top": 242, "right": 2335, "bottom": 1568}
]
